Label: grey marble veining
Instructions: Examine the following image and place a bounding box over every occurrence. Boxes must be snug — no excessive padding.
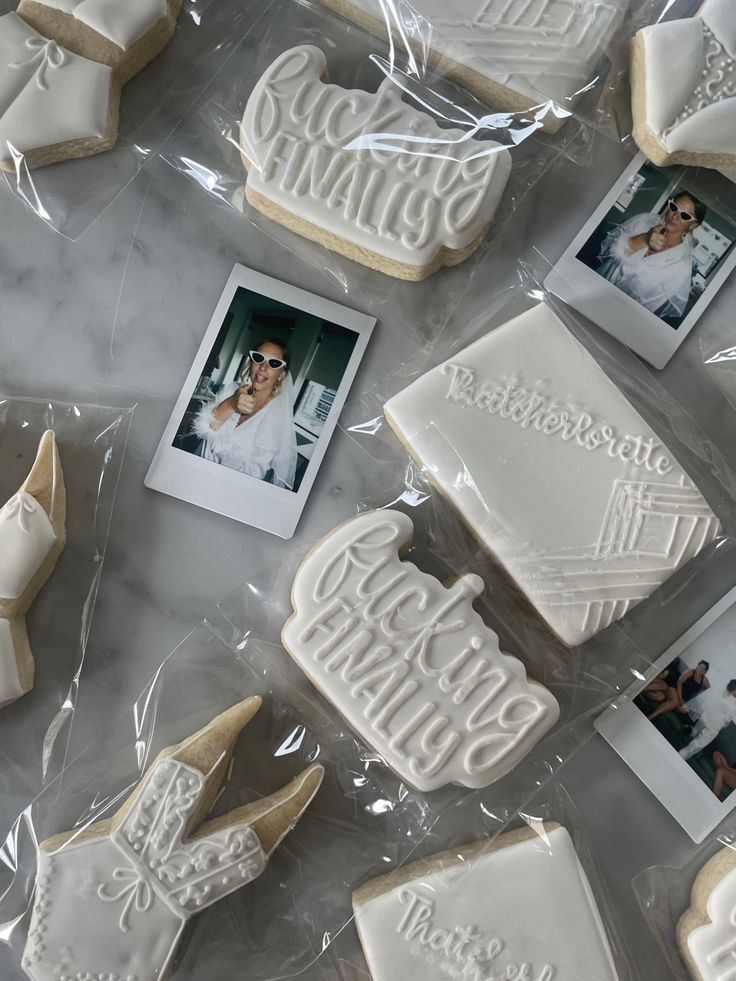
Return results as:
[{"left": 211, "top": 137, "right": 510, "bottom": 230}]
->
[{"left": 1, "top": 53, "right": 736, "bottom": 981}]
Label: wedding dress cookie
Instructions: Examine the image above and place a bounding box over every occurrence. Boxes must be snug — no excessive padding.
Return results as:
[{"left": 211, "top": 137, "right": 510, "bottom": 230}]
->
[
  {"left": 22, "top": 698, "right": 325, "bottom": 981},
  {"left": 631, "top": 0, "right": 736, "bottom": 169},
  {"left": 678, "top": 843, "right": 736, "bottom": 980},
  {"left": 0, "top": 430, "right": 66, "bottom": 709},
  {"left": 318, "top": 0, "right": 627, "bottom": 132},
  {"left": 240, "top": 45, "right": 512, "bottom": 281},
  {"left": 0, "top": 12, "right": 116, "bottom": 171},
  {"left": 281, "top": 509, "right": 559, "bottom": 792},
  {"left": 17, "top": 0, "right": 183, "bottom": 83},
  {"left": 353, "top": 823, "right": 619, "bottom": 980},
  {"left": 384, "top": 304, "right": 720, "bottom": 647}
]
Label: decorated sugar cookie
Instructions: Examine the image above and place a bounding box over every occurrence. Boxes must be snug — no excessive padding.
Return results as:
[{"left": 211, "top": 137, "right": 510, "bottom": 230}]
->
[
  {"left": 281, "top": 509, "right": 559, "bottom": 792},
  {"left": 17, "top": 0, "right": 183, "bottom": 82},
  {"left": 0, "top": 12, "right": 116, "bottom": 171},
  {"left": 631, "top": 0, "right": 736, "bottom": 169},
  {"left": 22, "top": 698, "right": 325, "bottom": 981},
  {"left": 240, "top": 45, "right": 512, "bottom": 281},
  {"left": 353, "top": 824, "right": 619, "bottom": 981},
  {"left": 677, "top": 843, "right": 736, "bottom": 980},
  {"left": 318, "top": 0, "right": 628, "bottom": 132},
  {"left": 383, "top": 303, "right": 720, "bottom": 647},
  {"left": 0, "top": 430, "right": 66, "bottom": 709}
]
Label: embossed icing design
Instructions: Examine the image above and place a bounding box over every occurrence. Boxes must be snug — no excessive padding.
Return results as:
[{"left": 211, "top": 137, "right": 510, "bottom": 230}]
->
[
  {"left": 686, "top": 865, "right": 736, "bottom": 981},
  {"left": 9, "top": 36, "right": 65, "bottom": 89},
  {"left": 323, "top": 0, "right": 625, "bottom": 101},
  {"left": 663, "top": 25, "right": 736, "bottom": 137},
  {"left": 443, "top": 364, "right": 675, "bottom": 475},
  {"left": 396, "top": 887, "right": 555, "bottom": 981},
  {"left": 22, "top": 700, "right": 324, "bottom": 981},
  {"left": 241, "top": 45, "right": 511, "bottom": 268},
  {"left": 0, "top": 490, "right": 43, "bottom": 532},
  {"left": 33, "top": 0, "right": 170, "bottom": 50},
  {"left": 443, "top": 363, "right": 720, "bottom": 640},
  {"left": 282, "top": 510, "right": 559, "bottom": 793}
]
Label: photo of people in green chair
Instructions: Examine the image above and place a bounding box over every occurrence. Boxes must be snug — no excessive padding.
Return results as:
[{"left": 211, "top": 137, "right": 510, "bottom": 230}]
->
[{"left": 636, "top": 648, "right": 736, "bottom": 802}]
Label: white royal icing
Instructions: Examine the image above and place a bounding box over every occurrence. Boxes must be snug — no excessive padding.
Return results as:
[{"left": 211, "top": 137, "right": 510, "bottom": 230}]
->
[
  {"left": 354, "top": 826, "right": 619, "bottom": 981},
  {"left": 687, "top": 862, "right": 736, "bottom": 981},
  {"left": 384, "top": 304, "right": 720, "bottom": 647},
  {"left": 33, "top": 0, "right": 170, "bottom": 51},
  {"left": 321, "top": 0, "right": 627, "bottom": 103},
  {"left": 22, "top": 757, "right": 268, "bottom": 981},
  {"left": 641, "top": 0, "right": 736, "bottom": 155},
  {"left": 0, "top": 489, "right": 56, "bottom": 600},
  {"left": 281, "top": 509, "right": 559, "bottom": 792},
  {"left": 0, "top": 619, "right": 23, "bottom": 705},
  {"left": 0, "top": 12, "right": 111, "bottom": 159},
  {"left": 240, "top": 45, "right": 512, "bottom": 270}
]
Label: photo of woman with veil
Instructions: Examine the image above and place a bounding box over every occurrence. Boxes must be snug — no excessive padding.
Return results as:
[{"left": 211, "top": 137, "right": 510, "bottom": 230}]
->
[{"left": 194, "top": 339, "right": 298, "bottom": 490}]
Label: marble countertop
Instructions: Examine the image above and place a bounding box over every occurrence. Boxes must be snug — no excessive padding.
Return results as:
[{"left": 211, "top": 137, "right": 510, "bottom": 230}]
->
[{"left": 2, "top": 20, "right": 736, "bottom": 981}]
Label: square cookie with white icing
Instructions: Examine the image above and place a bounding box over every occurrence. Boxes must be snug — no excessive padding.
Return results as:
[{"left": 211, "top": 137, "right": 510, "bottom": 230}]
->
[
  {"left": 353, "top": 823, "right": 620, "bottom": 981},
  {"left": 384, "top": 303, "right": 721, "bottom": 647},
  {"left": 318, "top": 0, "right": 628, "bottom": 131},
  {"left": 631, "top": 0, "right": 736, "bottom": 170},
  {"left": 0, "top": 11, "right": 117, "bottom": 171}
]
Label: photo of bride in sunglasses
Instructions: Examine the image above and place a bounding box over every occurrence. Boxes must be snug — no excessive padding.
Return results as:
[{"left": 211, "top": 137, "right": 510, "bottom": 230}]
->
[
  {"left": 193, "top": 339, "right": 298, "bottom": 489},
  {"left": 594, "top": 191, "right": 707, "bottom": 325}
]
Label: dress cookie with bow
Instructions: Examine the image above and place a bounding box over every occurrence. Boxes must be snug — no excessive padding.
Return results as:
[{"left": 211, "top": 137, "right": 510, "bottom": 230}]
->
[
  {"left": 22, "top": 697, "right": 325, "bottom": 981},
  {"left": 0, "top": 430, "right": 66, "bottom": 710},
  {"left": 16, "top": 0, "right": 183, "bottom": 83},
  {"left": 240, "top": 45, "right": 512, "bottom": 281},
  {"left": 631, "top": 0, "right": 736, "bottom": 169},
  {"left": 0, "top": 11, "right": 116, "bottom": 171}
]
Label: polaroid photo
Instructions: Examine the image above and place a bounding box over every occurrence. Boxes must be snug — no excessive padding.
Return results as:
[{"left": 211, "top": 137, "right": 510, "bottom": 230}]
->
[
  {"left": 145, "top": 264, "right": 375, "bottom": 538},
  {"left": 596, "top": 585, "right": 736, "bottom": 842},
  {"left": 545, "top": 153, "right": 736, "bottom": 369}
]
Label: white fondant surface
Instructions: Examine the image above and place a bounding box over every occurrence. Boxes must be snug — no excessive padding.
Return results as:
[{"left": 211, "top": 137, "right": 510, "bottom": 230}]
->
[
  {"left": 0, "top": 490, "right": 56, "bottom": 600},
  {"left": 0, "top": 12, "right": 111, "bottom": 158},
  {"left": 0, "top": 619, "right": 22, "bottom": 705},
  {"left": 282, "top": 509, "right": 559, "bottom": 792},
  {"left": 687, "top": 863, "right": 736, "bottom": 981},
  {"left": 640, "top": 0, "right": 736, "bottom": 155},
  {"left": 240, "top": 45, "right": 511, "bottom": 269},
  {"left": 354, "top": 826, "right": 619, "bottom": 981},
  {"left": 321, "top": 0, "right": 627, "bottom": 103},
  {"left": 36, "top": 0, "right": 170, "bottom": 51},
  {"left": 384, "top": 303, "right": 720, "bottom": 646},
  {"left": 22, "top": 758, "right": 268, "bottom": 981}
]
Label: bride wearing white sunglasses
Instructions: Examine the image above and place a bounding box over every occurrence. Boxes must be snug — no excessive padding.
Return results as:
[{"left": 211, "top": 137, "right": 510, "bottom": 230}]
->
[
  {"left": 596, "top": 191, "right": 706, "bottom": 323},
  {"left": 194, "top": 338, "right": 298, "bottom": 490}
]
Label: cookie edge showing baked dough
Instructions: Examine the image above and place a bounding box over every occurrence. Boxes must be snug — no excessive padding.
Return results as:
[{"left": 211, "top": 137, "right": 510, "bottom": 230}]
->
[
  {"left": 676, "top": 845, "right": 736, "bottom": 981},
  {"left": 316, "top": 0, "right": 571, "bottom": 133},
  {"left": 630, "top": 21, "right": 736, "bottom": 170},
  {"left": 0, "top": 79, "right": 120, "bottom": 173},
  {"left": 16, "top": 0, "right": 183, "bottom": 84}
]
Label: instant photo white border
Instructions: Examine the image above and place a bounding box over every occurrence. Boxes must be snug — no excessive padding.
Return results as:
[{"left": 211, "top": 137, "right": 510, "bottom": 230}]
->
[
  {"left": 596, "top": 585, "right": 736, "bottom": 843},
  {"left": 145, "top": 264, "right": 375, "bottom": 539},
  {"left": 545, "top": 153, "right": 736, "bottom": 370}
]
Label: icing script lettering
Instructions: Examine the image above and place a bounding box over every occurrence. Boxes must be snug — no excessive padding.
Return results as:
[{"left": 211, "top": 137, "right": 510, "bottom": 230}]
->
[
  {"left": 397, "top": 888, "right": 555, "bottom": 981},
  {"left": 442, "top": 363, "right": 674, "bottom": 476},
  {"left": 687, "top": 867, "right": 736, "bottom": 981},
  {"left": 282, "top": 511, "right": 559, "bottom": 792},
  {"left": 241, "top": 45, "right": 510, "bottom": 264}
]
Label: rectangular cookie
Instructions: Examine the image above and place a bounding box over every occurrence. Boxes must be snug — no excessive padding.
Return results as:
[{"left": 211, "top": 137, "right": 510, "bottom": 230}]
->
[
  {"left": 384, "top": 303, "right": 720, "bottom": 646},
  {"left": 353, "top": 823, "right": 619, "bottom": 980},
  {"left": 318, "top": 0, "right": 628, "bottom": 131}
]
